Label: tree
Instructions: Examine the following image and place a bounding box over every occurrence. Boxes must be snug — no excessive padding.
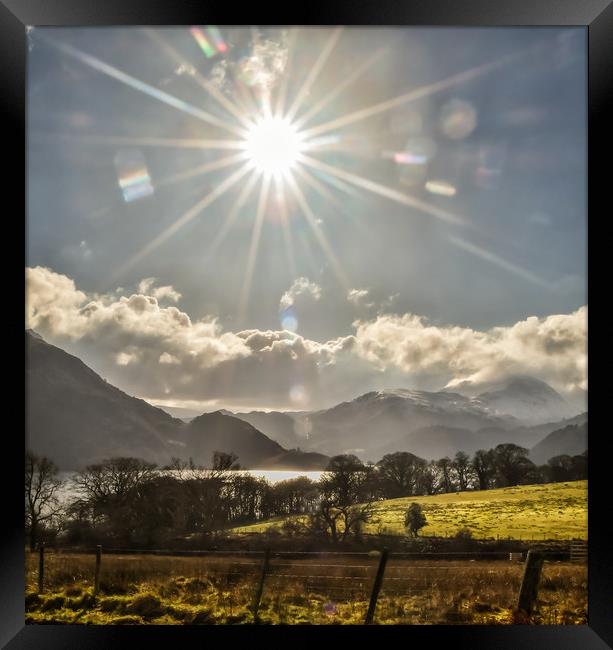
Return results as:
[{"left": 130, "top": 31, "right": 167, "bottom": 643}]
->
[
  {"left": 471, "top": 449, "right": 496, "bottom": 491},
  {"left": 404, "top": 502, "right": 427, "bottom": 537},
  {"left": 72, "top": 457, "right": 158, "bottom": 542},
  {"left": 416, "top": 461, "right": 438, "bottom": 495},
  {"left": 436, "top": 457, "right": 454, "bottom": 493},
  {"left": 452, "top": 451, "right": 472, "bottom": 491},
  {"left": 570, "top": 452, "right": 588, "bottom": 480},
  {"left": 492, "top": 444, "right": 535, "bottom": 487},
  {"left": 546, "top": 454, "right": 586, "bottom": 483},
  {"left": 376, "top": 452, "right": 426, "bottom": 498},
  {"left": 172, "top": 452, "right": 241, "bottom": 535},
  {"left": 310, "top": 454, "right": 375, "bottom": 543},
  {"left": 25, "top": 451, "right": 64, "bottom": 551}
]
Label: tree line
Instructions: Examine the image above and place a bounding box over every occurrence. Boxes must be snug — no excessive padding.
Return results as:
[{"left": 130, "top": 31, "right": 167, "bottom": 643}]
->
[{"left": 25, "top": 443, "right": 587, "bottom": 549}]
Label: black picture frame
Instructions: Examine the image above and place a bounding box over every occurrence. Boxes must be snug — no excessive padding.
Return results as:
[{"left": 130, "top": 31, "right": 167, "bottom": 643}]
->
[{"left": 2, "top": 1, "right": 610, "bottom": 647}]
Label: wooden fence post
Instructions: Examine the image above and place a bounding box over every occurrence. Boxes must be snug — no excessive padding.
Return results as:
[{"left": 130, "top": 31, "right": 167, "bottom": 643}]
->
[
  {"left": 252, "top": 548, "right": 270, "bottom": 622},
  {"left": 517, "top": 550, "right": 545, "bottom": 616},
  {"left": 94, "top": 545, "right": 102, "bottom": 596},
  {"left": 365, "top": 548, "right": 389, "bottom": 625},
  {"left": 38, "top": 543, "right": 45, "bottom": 594}
]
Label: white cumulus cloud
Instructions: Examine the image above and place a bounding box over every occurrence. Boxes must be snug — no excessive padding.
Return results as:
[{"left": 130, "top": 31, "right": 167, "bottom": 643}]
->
[
  {"left": 26, "top": 266, "right": 587, "bottom": 409},
  {"left": 279, "top": 277, "right": 322, "bottom": 311}
]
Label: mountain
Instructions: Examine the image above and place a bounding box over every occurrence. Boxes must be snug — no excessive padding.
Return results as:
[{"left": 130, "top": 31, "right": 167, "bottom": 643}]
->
[
  {"left": 373, "top": 425, "right": 483, "bottom": 460},
  {"left": 294, "top": 388, "right": 519, "bottom": 461},
  {"left": 27, "top": 330, "right": 583, "bottom": 469},
  {"left": 230, "top": 410, "right": 305, "bottom": 450},
  {"left": 153, "top": 405, "right": 201, "bottom": 421},
  {"left": 452, "top": 376, "right": 578, "bottom": 425},
  {"left": 530, "top": 421, "right": 588, "bottom": 465},
  {"left": 26, "top": 330, "right": 180, "bottom": 469},
  {"left": 26, "top": 331, "right": 329, "bottom": 471},
  {"left": 183, "top": 411, "right": 328, "bottom": 469}
]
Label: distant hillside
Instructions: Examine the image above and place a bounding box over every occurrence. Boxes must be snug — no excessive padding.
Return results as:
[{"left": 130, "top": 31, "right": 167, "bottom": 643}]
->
[
  {"left": 530, "top": 422, "right": 588, "bottom": 465},
  {"left": 233, "top": 480, "right": 588, "bottom": 541},
  {"left": 184, "top": 411, "right": 328, "bottom": 469},
  {"left": 374, "top": 425, "right": 485, "bottom": 461},
  {"left": 26, "top": 331, "right": 329, "bottom": 471},
  {"left": 452, "top": 375, "right": 579, "bottom": 424},
  {"left": 231, "top": 410, "right": 305, "bottom": 450},
  {"left": 26, "top": 330, "right": 179, "bottom": 469},
  {"left": 153, "top": 405, "right": 201, "bottom": 421},
  {"left": 293, "top": 388, "right": 519, "bottom": 460}
]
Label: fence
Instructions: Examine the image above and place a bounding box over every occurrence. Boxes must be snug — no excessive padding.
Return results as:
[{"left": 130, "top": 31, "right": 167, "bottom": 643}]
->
[
  {"left": 28, "top": 543, "right": 584, "bottom": 624},
  {"left": 570, "top": 540, "right": 588, "bottom": 562}
]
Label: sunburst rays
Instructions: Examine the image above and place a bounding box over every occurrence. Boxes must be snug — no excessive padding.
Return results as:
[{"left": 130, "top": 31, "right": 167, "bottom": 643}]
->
[{"left": 38, "top": 26, "right": 550, "bottom": 318}]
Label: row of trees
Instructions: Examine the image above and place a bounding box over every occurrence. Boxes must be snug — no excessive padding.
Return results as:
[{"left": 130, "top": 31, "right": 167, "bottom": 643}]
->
[
  {"left": 25, "top": 443, "right": 587, "bottom": 548},
  {"left": 375, "top": 445, "right": 587, "bottom": 497}
]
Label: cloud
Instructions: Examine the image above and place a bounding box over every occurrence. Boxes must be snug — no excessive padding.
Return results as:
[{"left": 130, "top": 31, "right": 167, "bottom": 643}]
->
[
  {"left": 27, "top": 265, "right": 249, "bottom": 369},
  {"left": 353, "top": 308, "right": 587, "bottom": 395},
  {"left": 26, "top": 266, "right": 587, "bottom": 409},
  {"left": 347, "top": 288, "right": 398, "bottom": 315},
  {"left": 236, "top": 34, "right": 288, "bottom": 90},
  {"left": 347, "top": 288, "right": 372, "bottom": 307},
  {"left": 137, "top": 278, "right": 182, "bottom": 303},
  {"left": 279, "top": 277, "right": 322, "bottom": 311}
]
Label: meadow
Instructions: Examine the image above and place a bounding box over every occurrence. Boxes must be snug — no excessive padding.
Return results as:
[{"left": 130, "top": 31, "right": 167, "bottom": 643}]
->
[
  {"left": 24, "top": 481, "right": 588, "bottom": 625},
  {"left": 232, "top": 481, "right": 588, "bottom": 540},
  {"left": 25, "top": 551, "right": 587, "bottom": 625}
]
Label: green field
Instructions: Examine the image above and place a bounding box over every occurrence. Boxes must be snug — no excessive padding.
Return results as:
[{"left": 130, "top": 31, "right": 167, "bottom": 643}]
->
[{"left": 233, "top": 481, "right": 588, "bottom": 540}]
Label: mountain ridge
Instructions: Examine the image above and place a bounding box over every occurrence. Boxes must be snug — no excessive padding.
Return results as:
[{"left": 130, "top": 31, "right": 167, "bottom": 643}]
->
[
  {"left": 27, "top": 331, "right": 586, "bottom": 468},
  {"left": 26, "top": 331, "right": 329, "bottom": 471}
]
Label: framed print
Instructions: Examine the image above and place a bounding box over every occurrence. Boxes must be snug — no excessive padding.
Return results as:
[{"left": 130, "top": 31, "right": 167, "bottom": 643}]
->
[{"left": 2, "top": 0, "right": 611, "bottom": 647}]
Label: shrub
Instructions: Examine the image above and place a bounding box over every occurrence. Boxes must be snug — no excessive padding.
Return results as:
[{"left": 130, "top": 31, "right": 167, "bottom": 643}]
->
[
  {"left": 126, "top": 592, "right": 164, "bottom": 619},
  {"left": 64, "top": 586, "right": 83, "bottom": 597},
  {"left": 40, "top": 595, "right": 66, "bottom": 612},
  {"left": 455, "top": 527, "right": 474, "bottom": 541},
  {"left": 99, "top": 595, "right": 129, "bottom": 613},
  {"left": 25, "top": 593, "right": 42, "bottom": 609}
]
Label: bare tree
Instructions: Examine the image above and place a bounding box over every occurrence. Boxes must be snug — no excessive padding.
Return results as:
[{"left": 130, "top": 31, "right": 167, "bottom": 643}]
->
[
  {"left": 452, "top": 451, "right": 472, "bottom": 491},
  {"left": 309, "top": 455, "right": 375, "bottom": 543},
  {"left": 72, "top": 457, "right": 158, "bottom": 542},
  {"left": 436, "top": 457, "right": 454, "bottom": 493},
  {"left": 416, "top": 460, "right": 436, "bottom": 495},
  {"left": 471, "top": 449, "right": 496, "bottom": 491},
  {"left": 25, "top": 451, "right": 64, "bottom": 551},
  {"left": 74, "top": 457, "right": 157, "bottom": 502}
]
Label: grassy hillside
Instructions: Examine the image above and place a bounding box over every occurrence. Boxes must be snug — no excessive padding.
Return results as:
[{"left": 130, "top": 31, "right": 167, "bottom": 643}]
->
[{"left": 233, "top": 481, "right": 587, "bottom": 540}]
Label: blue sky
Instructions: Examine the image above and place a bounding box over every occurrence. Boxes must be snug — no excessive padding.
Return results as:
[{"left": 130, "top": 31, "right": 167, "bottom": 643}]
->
[{"left": 26, "top": 27, "right": 587, "bottom": 410}]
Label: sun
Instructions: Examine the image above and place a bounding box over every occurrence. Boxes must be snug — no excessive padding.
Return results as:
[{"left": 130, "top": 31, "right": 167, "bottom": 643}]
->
[{"left": 243, "top": 115, "right": 305, "bottom": 179}]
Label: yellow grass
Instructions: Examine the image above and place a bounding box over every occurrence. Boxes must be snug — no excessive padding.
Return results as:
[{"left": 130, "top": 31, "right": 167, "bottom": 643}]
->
[
  {"left": 25, "top": 552, "right": 587, "bottom": 625},
  {"left": 233, "top": 481, "right": 588, "bottom": 540}
]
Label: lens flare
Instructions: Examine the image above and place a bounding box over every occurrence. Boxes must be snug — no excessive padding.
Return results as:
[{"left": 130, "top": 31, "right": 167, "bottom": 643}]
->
[
  {"left": 392, "top": 152, "right": 428, "bottom": 165},
  {"left": 190, "top": 27, "right": 216, "bottom": 58},
  {"left": 439, "top": 98, "right": 477, "bottom": 140},
  {"left": 206, "top": 26, "right": 228, "bottom": 54},
  {"left": 425, "top": 180, "right": 457, "bottom": 197},
  {"left": 289, "top": 384, "right": 308, "bottom": 406},
  {"left": 280, "top": 306, "right": 298, "bottom": 332},
  {"left": 114, "top": 150, "right": 154, "bottom": 202}
]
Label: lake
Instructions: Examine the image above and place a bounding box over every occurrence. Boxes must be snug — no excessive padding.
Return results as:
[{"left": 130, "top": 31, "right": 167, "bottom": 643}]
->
[{"left": 57, "top": 469, "right": 324, "bottom": 503}]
